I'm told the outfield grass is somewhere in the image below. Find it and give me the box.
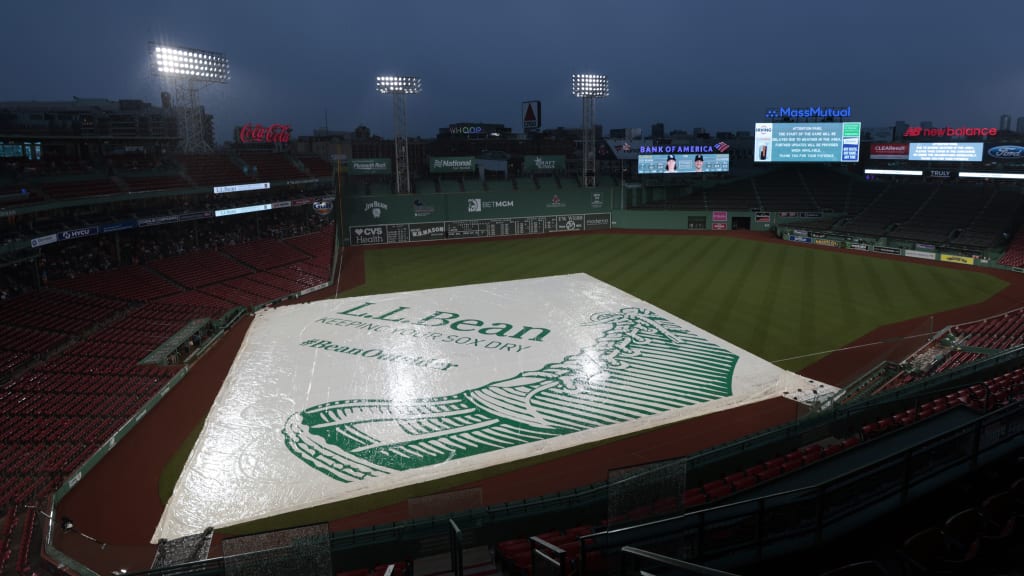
[343,233,1007,372]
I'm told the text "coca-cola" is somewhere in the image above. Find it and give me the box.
[239,123,292,144]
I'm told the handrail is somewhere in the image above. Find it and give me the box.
[619,546,741,576]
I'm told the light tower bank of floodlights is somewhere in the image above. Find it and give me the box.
[376,76,422,195]
[151,43,230,154]
[571,73,609,188]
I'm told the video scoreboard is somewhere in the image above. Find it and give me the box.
[754,122,862,163]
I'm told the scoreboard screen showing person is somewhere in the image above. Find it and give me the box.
[754,122,861,163]
[637,153,730,174]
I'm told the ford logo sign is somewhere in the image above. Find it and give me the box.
[988,145,1024,159]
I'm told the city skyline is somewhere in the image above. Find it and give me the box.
[4,0,1023,142]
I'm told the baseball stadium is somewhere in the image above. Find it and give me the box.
[4,52,1024,576]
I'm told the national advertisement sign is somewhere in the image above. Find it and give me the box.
[349,158,393,175]
[712,211,728,222]
[429,156,476,174]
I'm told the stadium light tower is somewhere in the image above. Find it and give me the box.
[571,73,609,188]
[150,42,230,154]
[376,75,422,195]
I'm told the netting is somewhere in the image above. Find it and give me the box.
[221,524,331,576]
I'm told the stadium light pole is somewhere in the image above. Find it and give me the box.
[376,76,422,195]
[150,43,230,153]
[571,74,609,188]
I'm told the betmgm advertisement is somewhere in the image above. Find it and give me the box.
[637,153,729,174]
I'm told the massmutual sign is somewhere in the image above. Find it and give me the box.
[764,106,852,120]
[429,156,475,174]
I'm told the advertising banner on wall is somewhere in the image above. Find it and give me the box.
[869,143,909,160]
[522,155,566,173]
[349,158,393,175]
[940,254,975,266]
[429,157,476,173]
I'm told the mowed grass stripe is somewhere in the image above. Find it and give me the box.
[659,237,736,326]
[746,241,791,360]
[708,240,766,334]
[798,247,819,347]
[627,235,706,306]
[855,253,897,316]
[829,248,857,332]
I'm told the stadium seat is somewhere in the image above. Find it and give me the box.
[757,466,783,482]
[724,471,746,485]
[980,492,1017,557]
[942,508,983,560]
[901,526,956,575]
[841,436,861,449]
[682,488,707,507]
[704,483,733,501]
[732,475,758,491]
[744,463,766,476]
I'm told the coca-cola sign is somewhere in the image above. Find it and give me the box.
[239,123,291,144]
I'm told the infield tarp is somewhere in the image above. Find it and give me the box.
[153,273,833,542]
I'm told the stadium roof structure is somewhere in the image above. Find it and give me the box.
[154,273,835,542]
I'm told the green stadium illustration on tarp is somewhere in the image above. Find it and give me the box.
[153,274,837,543]
[283,308,739,481]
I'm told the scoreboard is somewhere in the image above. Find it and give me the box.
[349,213,612,245]
[754,122,862,163]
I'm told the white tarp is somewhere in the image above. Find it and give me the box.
[153,273,834,542]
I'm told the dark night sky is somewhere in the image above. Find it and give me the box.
[5,0,1022,141]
